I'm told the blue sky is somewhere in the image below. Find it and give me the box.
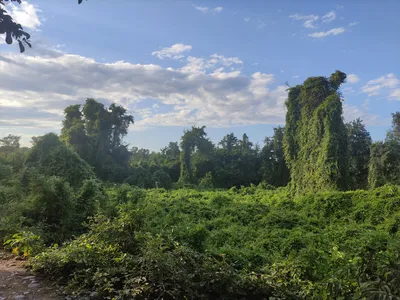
[0,0,399,150]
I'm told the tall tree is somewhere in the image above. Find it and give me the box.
[0,134,20,149]
[259,127,290,187]
[219,133,239,154]
[179,126,213,184]
[283,71,348,195]
[61,98,134,181]
[368,111,400,188]
[346,119,372,190]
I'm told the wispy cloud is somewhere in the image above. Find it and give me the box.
[308,27,345,38]
[322,11,336,23]
[257,20,266,29]
[152,44,192,60]
[244,17,250,22]
[348,21,359,27]
[289,13,319,29]
[194,5,223,14]
[390,89,400,100]
[347,74,360,84]
[343,104,379,125]
[361,74,400,98]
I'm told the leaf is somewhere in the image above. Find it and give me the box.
[18,41,25,53]
[5,32,12,45]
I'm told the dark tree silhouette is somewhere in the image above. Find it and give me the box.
[0,0,85,52]
[0,0,31,52]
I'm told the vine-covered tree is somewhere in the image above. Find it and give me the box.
[283,71,348,194]
[346,119,371,190]
[61,98,134,182]
[179,126,214,184]
[24,133,94,188]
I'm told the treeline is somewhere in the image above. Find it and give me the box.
[1,103,399,193]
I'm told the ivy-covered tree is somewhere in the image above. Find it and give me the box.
[61,98,134,182]
[24,133,94,189]
[179,126,214,184]
[346,118,371,190]
[283,71,348,195]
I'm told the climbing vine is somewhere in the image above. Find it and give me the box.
[179,126,214,184]
[283,71,348,195]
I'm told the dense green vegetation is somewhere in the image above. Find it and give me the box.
[1,71,400,299]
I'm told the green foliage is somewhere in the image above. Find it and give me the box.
[369,112,400,188]
[283,71,348,195]
[347,118,372,190]
[259,126,290,187]
[179,126,214,184]
[4,231,44,257]
[24,133,94,188]
[61,98,134,182]
[23,175,77,243]
[152,169,172,189]
[25,185,400,298]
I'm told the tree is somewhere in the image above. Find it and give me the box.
[213,133,260,188]
[179,126,214,184]
[61,98,134,181]
[24,133,95,188]
[346,119,371,190]
[368,111,400,188]
[219,133,239,154]
[0,134,20,148]
[283,71,348,195]
[0,134,21,158]
[259,127,290,187]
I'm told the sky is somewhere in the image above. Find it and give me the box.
[0,0,399,150]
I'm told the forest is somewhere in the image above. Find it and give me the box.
[1,71,400,299]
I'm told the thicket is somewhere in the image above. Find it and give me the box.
[1,72,400,299]
[23,185,400,299]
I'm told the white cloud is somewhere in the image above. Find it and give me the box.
[5,1,41,30]
[244,17,250,22]
[348,21,359,27]
[194,5,223,14]
[343,104,379,125]
[322,11,336,23]
[342,87,355,93]
[289,13,319,29]
[257,20,266,29]
[152,44,192,60]
[347,74,360,84]
[209,53,243,66]
[308,27,345,38]
[361,74,400,97]
[390,89,400,100]
[0,45,288,139]
[293,75,300,78]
